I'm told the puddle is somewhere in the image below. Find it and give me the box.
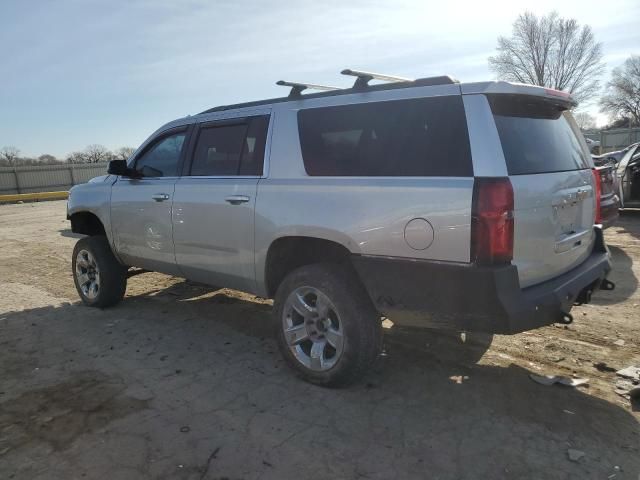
[0,370,150,454]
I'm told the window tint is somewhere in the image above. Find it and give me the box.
[297,96,472,177]
[135,132,186,177]
[190,116,269,176]
[239,116,269,175]
[191,124,247,176]
[489,95,591,175]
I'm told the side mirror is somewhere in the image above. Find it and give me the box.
[108,159,141,178]
[107,159,130,176]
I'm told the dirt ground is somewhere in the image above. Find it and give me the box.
[1,200,639,480]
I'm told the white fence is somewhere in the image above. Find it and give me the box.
[0,163,108,195]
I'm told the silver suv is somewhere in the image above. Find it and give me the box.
[67,70,614,387]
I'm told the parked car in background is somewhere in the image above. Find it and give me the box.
[593,164,620,227]
[585,137,600,154]
[616,142,640,209]
[593,142,639,166]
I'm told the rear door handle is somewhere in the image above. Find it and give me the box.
[225,195,250,205]
[151,193,170,202]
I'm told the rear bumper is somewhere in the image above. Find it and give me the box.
[352,228,613,334]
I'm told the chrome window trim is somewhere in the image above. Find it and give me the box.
[177,175,262,180]
[115,176,180,181]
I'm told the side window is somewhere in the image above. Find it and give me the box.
[239,116,269,175]
[297,96,472,177]
[190,116,269,176]
[135,132,186,177]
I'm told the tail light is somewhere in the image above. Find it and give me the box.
[471,177,514,265]
[592,168,602,224]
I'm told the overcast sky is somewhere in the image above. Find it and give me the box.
[1,0,638,158]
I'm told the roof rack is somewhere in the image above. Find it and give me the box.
[341,68,413,89]
[200,73,459,114]
[276,80,340,98]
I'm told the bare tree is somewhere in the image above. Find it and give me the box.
[83,144,111,163]
[0,146,21,166]
[600,55,640,127]
[66,151,88,164]
[603,117,633,130]
[488,12,604,104]
[16,157,39,166]
[574,111,597,131]
[38,154,61,164]
[114,147,135,161]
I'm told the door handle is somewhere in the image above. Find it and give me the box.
[225,195,250,205]
[151,193,170,202]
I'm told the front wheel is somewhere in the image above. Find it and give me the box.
[72,236,127,308]
[274,263,382,387]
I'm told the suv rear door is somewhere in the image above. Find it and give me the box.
[172,113,270,292]
[488,94,596,288]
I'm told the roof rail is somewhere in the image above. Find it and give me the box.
[341,68,413,89]
[276,80,340,98]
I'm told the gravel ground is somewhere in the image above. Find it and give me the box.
[0,200,639,480]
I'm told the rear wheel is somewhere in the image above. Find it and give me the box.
[72,236,127,308]
[274,263,382,387]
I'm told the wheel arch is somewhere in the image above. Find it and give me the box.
[70,211,107,236]
[262,236,361,299]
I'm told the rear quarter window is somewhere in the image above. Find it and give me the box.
[489,95,591,175]
[297,96,472,177]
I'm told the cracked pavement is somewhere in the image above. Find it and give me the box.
[1,201,639,479]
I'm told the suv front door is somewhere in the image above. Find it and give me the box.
[172,113,270,292]
[110,127,189,275]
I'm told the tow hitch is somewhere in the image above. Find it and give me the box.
[574,277,615,306]
[559,312,574,324]
[600,279,615,291]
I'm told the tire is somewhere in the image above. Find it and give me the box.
[274,263,383,387]
[72,235,127,308]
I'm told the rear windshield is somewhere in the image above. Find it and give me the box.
[489,95,591,175]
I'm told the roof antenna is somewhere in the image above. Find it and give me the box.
[276,80,340,98]
[341,69,413,89]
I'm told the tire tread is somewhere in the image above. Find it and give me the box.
[274,263,382,387]
[72,236,127,308]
